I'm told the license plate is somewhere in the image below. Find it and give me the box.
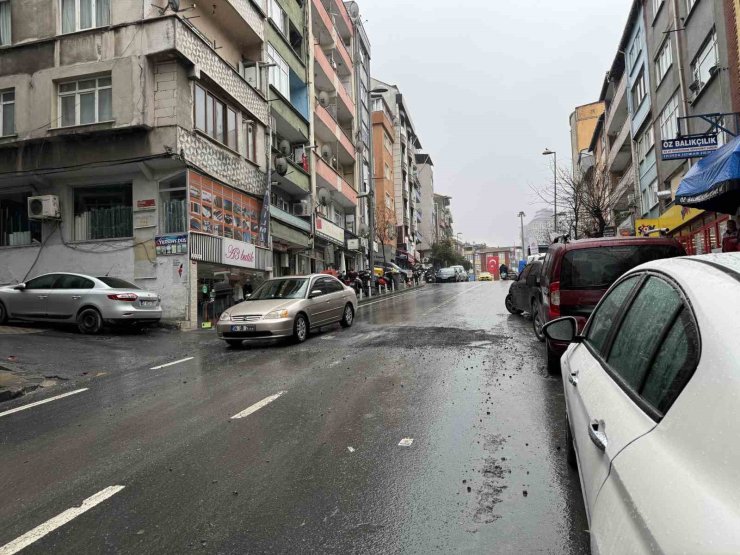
[231,325,256,332]
[141,300,157,307]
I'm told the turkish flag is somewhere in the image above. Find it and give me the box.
[487,256,499,276]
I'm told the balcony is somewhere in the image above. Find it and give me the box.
[608,118,632,173]
[223,0,265,41]
[314,103,355,165]
[270,205,312,233]
[316,157,357,207]
[605,75,628,137]
[313,44,355,121]
[311,0,352,75]
[611,171,635,210]
[402,188,409,200]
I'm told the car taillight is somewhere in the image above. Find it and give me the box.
[549,281,561,318]
[107,293,138,301]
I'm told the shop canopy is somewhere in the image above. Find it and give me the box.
[676,134,740,214]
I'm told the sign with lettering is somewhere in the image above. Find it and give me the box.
[222,237,256,268]
[661,134,718,160]
[347,238,360,250]
[316,216,345,245]
[155,234,188,255]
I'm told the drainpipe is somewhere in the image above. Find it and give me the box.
[307,0,318,272]
[671,0,690,133]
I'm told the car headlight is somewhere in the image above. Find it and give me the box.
[264,309,289,319]
[219,311,232,321]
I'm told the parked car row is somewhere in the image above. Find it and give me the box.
[435,266,467,282]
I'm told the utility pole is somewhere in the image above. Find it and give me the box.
[518,211,526,260]
[542,149,557,232]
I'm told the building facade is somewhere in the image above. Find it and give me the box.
[371,94,396,263]
[569,101,605,171]
[433,193,453,242]
[0,1,271,328]
[414,152,435,261]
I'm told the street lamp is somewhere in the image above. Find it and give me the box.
[542,149,557,232]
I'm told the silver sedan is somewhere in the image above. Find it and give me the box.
[217,274,357,346]
[0,273,162,333]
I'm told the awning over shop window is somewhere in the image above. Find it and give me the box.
[676,135,740,214]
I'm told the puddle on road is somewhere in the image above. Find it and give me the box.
[360,327,508,349]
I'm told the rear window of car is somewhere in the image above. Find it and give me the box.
[97,277,141,289]
[560,245,683,290]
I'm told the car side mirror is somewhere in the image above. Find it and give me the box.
[543,317,580,343]
[309,289,323,299]
[13,283,26,290]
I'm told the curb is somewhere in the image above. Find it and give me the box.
[357,284,425,306]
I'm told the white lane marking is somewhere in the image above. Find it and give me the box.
[321,335,336,340]
[0,388,89,419]
[398,438,414,447]
[347,446,355,453]
[149,357,194,370]
[231,391,286,420]
[0,485,125,555]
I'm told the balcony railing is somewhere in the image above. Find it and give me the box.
[316,157,358,206]
[313,44,355,115]
[315,104,355,158]
[270,205,311,233]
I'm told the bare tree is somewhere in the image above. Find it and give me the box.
[374,204,396,266]
[530,165,586,239]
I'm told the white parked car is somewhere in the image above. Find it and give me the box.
[543,252,740,553]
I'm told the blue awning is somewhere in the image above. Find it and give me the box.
[676,134,740,214]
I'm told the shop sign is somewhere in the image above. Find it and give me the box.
[223,237,256,268]
[137,199,156,209]
[603,226,617,237]
[316,216,345,245]
[347,238,360,250]
[661,135,718,160]
[155,233,188,255]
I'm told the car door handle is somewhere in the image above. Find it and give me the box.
[37,295,48,299]
[568,370,579,386]
[71,295,81,300]
[588,421,608,452]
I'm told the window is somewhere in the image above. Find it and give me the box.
[73,184,132,240]
[268,0,288,36]
[632,70,647,109]
[655,39,672,83]
[0,89,14,136]
[159,174,187,234]
[608,277,683,388]
[53,275,94,289]
[628,27,642,68]
[267,45,290,98]
[686,0,697,13]
[637,124,655,161]
[383,132,392,153]
[526,262,542,286]
[385,192,391,208]
[324,278,344,293]
[241,121,256,162]
[691,30,718,91]
[25,274,60,289]
[97,276,140,289]
[194,84,238,151]
[61,0,110,34]
[58,75,112,127]
[0,191,41,247]
[384,163,391,180]
[648,178,659,208]
[0,0,10,46]
[585,276,640,355]
[659,93,679,140]
[652,0,664,17]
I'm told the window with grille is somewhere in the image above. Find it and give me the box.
[73,184,132,241]
[691,29,718,92]
[0,192,41,247]
[159,174,187,234]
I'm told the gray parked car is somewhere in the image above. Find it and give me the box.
[217,274,357,346]
[0,273,162,333]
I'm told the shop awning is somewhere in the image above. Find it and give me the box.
[676,135,740,214]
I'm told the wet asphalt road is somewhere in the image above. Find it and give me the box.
[0,282,590,554]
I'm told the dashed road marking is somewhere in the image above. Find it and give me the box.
[231,391,286,420]
[398,438,414,447]
[149,357,194,370]
[0,389,89,419]
[347,446,355,453]
[0,485,125,555]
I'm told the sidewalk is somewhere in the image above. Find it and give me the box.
[357,282,425,306]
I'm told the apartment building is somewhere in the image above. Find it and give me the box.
[371,78,423,266]
[569,101,605,171]
[371,94,396,263]
[0,0,270,328]
[433,193,453,242]
[309,0,357,272]
[414,152,435,261]
[264,0,313,276]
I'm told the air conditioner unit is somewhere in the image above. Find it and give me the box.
[293,202,311,217]
[28,195,60,220]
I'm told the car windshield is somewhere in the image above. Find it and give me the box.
[561,245,684,290]
[97,277,141,289]
[248,278,309,300]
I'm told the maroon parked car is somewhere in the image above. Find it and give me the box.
[535,236,686,374]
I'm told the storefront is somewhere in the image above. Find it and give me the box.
[187,171,271,328]
[635,204,729,254]
[315,216,345,272]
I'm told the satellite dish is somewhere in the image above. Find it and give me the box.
[278,139,291,156]
[320,144,333,160]
[317,188,331,205]
[346,1,360,22]
[274,156,289,176]
[167,0,181,11]
[358,222,369,235]
[318,91,331,107]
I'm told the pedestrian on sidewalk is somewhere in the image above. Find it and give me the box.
[722,220,739,252]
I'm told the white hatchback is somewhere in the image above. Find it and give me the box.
[543,252,740,554]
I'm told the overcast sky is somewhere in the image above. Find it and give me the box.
[360,0,630,246]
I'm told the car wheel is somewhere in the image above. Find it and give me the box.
[505,294,522,315]
[225,339,242,348]
[546,341,561,375]
[77,308,103,334]
[532,302,546,342]
[293,313,309,343]
[566,416,577,469]
[0,301,7,325]
[340,304,354,328]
